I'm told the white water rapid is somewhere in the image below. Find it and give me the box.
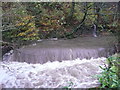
[0,57,107,88]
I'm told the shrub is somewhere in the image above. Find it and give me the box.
[97,54,120,88]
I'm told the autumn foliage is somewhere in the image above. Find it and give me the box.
[2,2,119,43]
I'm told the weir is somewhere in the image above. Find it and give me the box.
[13,35,117,64]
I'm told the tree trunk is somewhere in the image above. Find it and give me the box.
[93,3,100,37]
[69,2,75,23]
[118,1,120,43]
[65,2,75,25]
[117,1,120,80]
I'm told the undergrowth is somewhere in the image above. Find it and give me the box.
[97,54,120,88]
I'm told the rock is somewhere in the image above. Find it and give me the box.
[32,43,37,46]
[50,38,58,41]
[37,39,43,42]
[2,50,13,61]
[2,45,13,56]
[10,50,13,54]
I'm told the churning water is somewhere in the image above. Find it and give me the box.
[0,57,106,88]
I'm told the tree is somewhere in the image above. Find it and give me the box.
[61,2,89,38]
[2,2,119,42]
[65,1,75,25]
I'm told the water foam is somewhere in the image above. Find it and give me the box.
[0,57,106,88]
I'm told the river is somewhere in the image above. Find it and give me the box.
[0,57,106,88]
